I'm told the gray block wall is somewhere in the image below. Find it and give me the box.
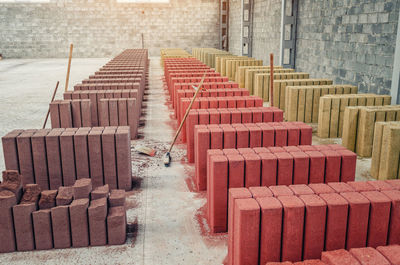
[0,0,220,58]
[252,0,281,65]
[228,0,242,55]
[296,0,399,94]
[228,0,399,95]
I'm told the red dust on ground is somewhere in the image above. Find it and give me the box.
[194,204,227,248]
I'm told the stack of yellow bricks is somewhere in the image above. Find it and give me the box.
[286,85,358,124]
[254,72,309,102]
[371,121,400,180]
[318,94,391,138]
[273,79,334,111]
[160,48,193,66]
[242,67,291,94]
[192,48,231,68]
[218,56,262,81]
[342,105,400,157]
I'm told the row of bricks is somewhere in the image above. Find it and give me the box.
[87,74,146,92]
[74,82,140,91]
[179,96,263,128]
[63,89,140,127]
[0,184,126,253]
[266,246,400,265]
[50,99,92,128]
[195,122,313,191]
[175,88,249,120]
[164,64,207,70]
[2,127,132,190]
[165,69,215,88]
[51,98,139,139]
[371,121,400,180]
[285,85,359,124]
[207,145,357,233]
[229,183,400,264]
[82,78,143,84]
[99,65,145,69]
[167,72,221,91]
[95,70,145,75]
[342,105,400,157]
[169,76,228,100]
[93,72,144,77]
[172,83,241,112]
[186,107,284,162]
[98,98,139,139]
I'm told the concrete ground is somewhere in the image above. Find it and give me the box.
[0,57,371,265]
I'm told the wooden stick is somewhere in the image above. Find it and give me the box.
[65,43,73,92]
[168,73,207,153]
[42,81,60,129]
[270,53,274,106]
[141,33,144,49]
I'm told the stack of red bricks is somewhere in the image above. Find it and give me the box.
[0,171,127,253]
[228,180,400,264]
[186,107,284,162]
[2,127,131,191]
[195,122,316,191]
[266,245,400,265]
[50,49,148,139]
[207,144,357,234]
[162,57,399,265]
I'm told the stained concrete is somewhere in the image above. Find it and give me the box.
[0,57,371,264]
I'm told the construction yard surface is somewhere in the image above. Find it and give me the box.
[0,57,372,265]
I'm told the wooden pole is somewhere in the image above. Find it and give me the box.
[270,53,274,106]
[168,73,207,153]
[65,43,73,92]
[42,81,60,129]
[141,33,144,49]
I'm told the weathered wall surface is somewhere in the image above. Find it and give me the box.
[229,0,399,94]
[252,0,281,65]
[296,0,399,94]
[228,0,242,55]
[0,0,220,58]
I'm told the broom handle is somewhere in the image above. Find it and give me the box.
[168,73,207,153]
[65,44,73,92]
[270,53,274,106]
[42,81,60,129]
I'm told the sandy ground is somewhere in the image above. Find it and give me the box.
[0,57,371,265]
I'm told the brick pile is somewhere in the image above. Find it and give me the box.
[265,245,400,265]
[228,181,400,264]
[318,94,391,138]
[2,127,132,191]
[0,172,127,253]
[50,49,148,139]
[207,145,356,233]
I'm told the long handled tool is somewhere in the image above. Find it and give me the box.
[65,43,73,92]
[270,53,274,106]
[164,73,207,166]
[42,81,60,129]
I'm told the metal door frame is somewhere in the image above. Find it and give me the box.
[242,0,254,56]
[280,0,298,68]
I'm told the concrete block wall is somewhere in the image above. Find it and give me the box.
[296,0,399,95]
[228,0,399,95]
[0,0,220,58]
[228,0,242,56]
[252,0,281,65]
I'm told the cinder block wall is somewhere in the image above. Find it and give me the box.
[252,0,281,65]
[228,0,242,56]
[0,0,220,58]
[296,0,399,94]
[228,0,399,94]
